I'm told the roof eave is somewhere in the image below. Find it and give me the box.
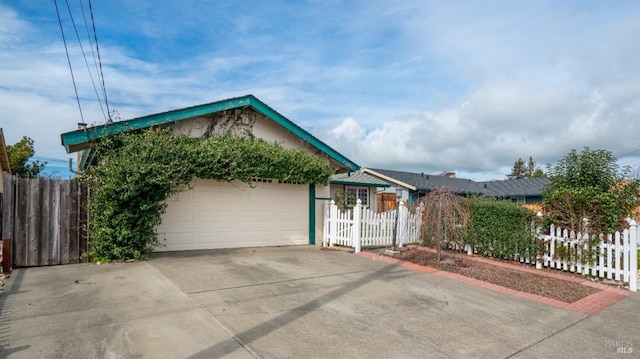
[362,168,417,191]
[330,180,391,187]
[61,96,254,153]
[60,94,360,172]
[0,128,12,174]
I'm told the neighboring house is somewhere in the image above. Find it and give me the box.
[329,171,391,212]
[479,177,549,213]
[60,94,360,251]
[0,128,12,192]
[362,168,549,207]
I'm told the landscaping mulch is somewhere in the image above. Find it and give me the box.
[388,248,601,303]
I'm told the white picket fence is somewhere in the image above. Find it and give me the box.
[323,199,422,253]
[537,222,637,292]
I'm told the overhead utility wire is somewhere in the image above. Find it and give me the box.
[79,0,103,102]
[65,0,107,122]
[54,0,85,124]
[88,0,112,122]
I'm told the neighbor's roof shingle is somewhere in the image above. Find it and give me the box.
[479,177,550,197]
[367,168,485,194]
[365,168,549,197]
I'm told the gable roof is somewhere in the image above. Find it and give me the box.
[364,167,549,197]
[60,94,359,172]
[330,171,391,187]
[0,128,12,174]
[365,168,484,194]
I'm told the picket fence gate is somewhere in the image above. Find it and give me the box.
[538,223,637,292]
[323,199,422,252]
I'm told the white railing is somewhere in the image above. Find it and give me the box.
[323,199,423,252]
[538,222,637,292]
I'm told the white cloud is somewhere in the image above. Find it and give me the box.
[2,1,640,180]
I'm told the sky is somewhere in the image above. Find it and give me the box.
[1,0,640,180]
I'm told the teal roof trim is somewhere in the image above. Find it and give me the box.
[61,96,252,153]
[331,180,390,187]
[247,96,360,172]
[60,94,360,172]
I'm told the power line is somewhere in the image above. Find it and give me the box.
[88,0,112,122]
[79,0,105,110]
[64,0,107,122]
[54,0,85,124]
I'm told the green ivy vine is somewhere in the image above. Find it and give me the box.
[83,128,334,262]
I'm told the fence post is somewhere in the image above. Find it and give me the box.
[353,199,362,253]
[323,200,330,247]
[329,200,337,247]
[397,201,407,247]
[629,220,637,292]
[2,238,10,275]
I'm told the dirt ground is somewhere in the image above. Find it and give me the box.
[385,248,602,303]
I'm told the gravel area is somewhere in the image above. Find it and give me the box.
[389,248,601,303]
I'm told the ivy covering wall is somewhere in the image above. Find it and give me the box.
[84,128,334,261]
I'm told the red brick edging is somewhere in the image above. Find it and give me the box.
[356,248,632,316]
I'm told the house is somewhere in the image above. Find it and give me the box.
[0,128,12,192]
[478,177,548,212]
[60,94,360,251]
[362,168,549,208]
[329,171,391,212]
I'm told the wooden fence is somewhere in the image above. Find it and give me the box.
[1,173,90,267]
[323,199,422,252]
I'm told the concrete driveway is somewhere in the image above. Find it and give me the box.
[1,246,638,358]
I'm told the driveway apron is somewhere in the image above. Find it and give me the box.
[1,245,637,358]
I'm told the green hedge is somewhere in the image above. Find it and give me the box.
[469,197,539,261]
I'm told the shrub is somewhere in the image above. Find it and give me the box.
[469,197,538,261]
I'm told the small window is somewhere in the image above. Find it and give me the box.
[347,187,368,206]
[511,197,526,205]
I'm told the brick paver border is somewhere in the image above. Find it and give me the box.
[356,247,632,316]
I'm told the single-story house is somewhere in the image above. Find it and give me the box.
[60,94,360,251]
[362,168,549,207]
[329,171,391,212]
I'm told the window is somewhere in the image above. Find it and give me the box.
[347,187,368,206]
[511,197,526,205]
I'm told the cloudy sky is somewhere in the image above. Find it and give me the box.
[2,1,640,180]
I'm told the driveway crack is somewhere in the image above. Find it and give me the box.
[184,268,380,295]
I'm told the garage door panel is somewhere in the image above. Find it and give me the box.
[159,232,195,251]
[162,210,194,224]
[196,210,237,222]
[155,179,308,251]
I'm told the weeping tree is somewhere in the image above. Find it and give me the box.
[420,186,473,261]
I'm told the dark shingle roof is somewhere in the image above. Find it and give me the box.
[366,168,549,197]
[479,177,550,197]
[368,168,485,194]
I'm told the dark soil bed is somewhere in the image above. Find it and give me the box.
[388,248,601,303]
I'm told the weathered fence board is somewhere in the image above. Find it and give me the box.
[1,173,90,267]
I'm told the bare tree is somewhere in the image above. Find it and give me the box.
[420,186,473,261]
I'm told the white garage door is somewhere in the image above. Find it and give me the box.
[155,179,309,251]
